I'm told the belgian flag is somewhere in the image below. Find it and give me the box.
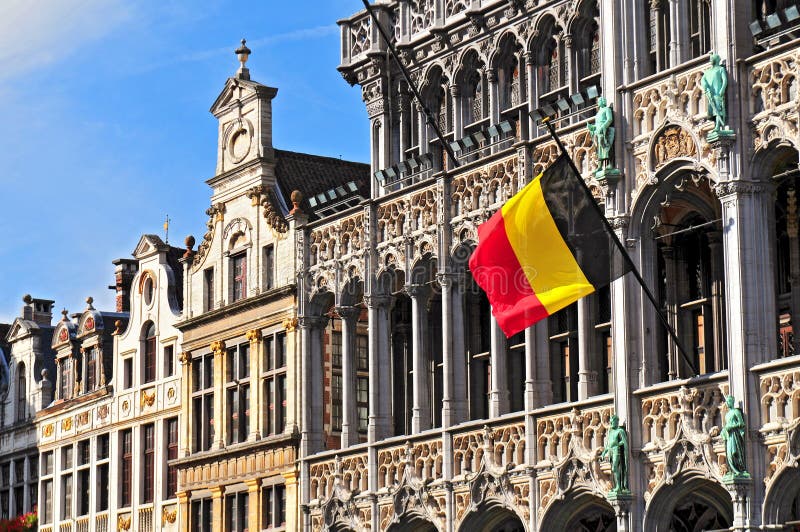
[469,155,629,337]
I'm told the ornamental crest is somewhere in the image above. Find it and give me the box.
[651,125,697,169]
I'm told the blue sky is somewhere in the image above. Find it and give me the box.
[0,0,369,322]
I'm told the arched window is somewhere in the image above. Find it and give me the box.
[16,363,26,421]
[689,0,712,58]
[144,322,157,383]
[772,151,799,358]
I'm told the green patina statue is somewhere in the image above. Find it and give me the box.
[587,96,615,173]
[701,53,729,132]
[601,414,630,495]
[721,395,750,480]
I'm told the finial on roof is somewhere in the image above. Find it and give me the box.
[290,190,304,216]
[235,38,251,80]
[61,309,69,320]
[86,297,94,310]
[22,294,32,304]
[184,235,196,259]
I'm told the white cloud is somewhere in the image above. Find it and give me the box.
[0,0,131,83]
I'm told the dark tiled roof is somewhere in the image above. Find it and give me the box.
[273,150,370,217]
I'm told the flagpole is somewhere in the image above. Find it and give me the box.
[359,0,460,169]
[541,117,700,377]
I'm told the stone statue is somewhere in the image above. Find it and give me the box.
[721,395,750,479]
[601,414,630,494]
[701,53,729,132]
[588,96,615,172]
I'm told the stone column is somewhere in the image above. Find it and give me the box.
[283,469,299,532]
[399,89,409,158]
[407,284,432,433]
[487,68,499,126]
[211,340,226,450]
[609,494,634,532]
[176,491,189,532]
[299,316,327,456]
[577,297,597,400]
[337,306,360,447]
[246,479,260,532]
[489,315,509,417]
[439,273,455,428]
[661,246,679,379]
[366,295,393,442]
[524,52,537,138]
[724,478,754,532]
[283,317,299,435]
[563,34,575,95]
[179,351,192,456]
[246,329,262,440]
[787,188,800,356]
[451,275,468,423]
[450,85,463,142]
[210,486,224,531]
[707,231,725,371]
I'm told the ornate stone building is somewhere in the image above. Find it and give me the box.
[0,296,55,521]
[298,0,800,530]
[36,236,184,532]
[174,47,370,532]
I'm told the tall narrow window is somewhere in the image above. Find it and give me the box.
[331,332,343,432]
[191,498,213,532]
[85,348,97,392]
[226,343,251,444]
[231,252,247,302]
[143,424,155,503]
[164,344,175,377]
[648,0,671,73]
[262,332,288,436]
[16,363,26,422]
[595,286,613,394]
[204,268,215,312]
[225,492,249,532]
[689,0,712,58]
[120,429,132,507]
[60,447,73,520]
[144,322,157,383]
[261,484,286,529]
[263,245,275,291]
[96,434,109,512]
[76,440,90,516]
[192,354,215,451]
[59,356,73,401]
[166,417,178,499]
[40,452,53,524]
[549,304,578,403]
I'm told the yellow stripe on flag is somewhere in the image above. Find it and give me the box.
[501,175,595,315]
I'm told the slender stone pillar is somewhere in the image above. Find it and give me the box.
[246,329,262,440]
[487,68,499,126]
[451,275,468,423]
[366,295,393,442]
[283,317,299,435]
[246,479,260,532]
[210,486,224,531]
[179,351,192,456]
[337,306,360,447]
[577,297,597,400]
[489,315,509,417]
[407,284,432,433]
[299,316,327,457]
[210,340,226,450]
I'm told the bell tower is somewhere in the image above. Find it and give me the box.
[208,39,279,199]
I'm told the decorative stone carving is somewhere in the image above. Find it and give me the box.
[652,125,697,168]
[193,203,225,267]
[140,389,156,409]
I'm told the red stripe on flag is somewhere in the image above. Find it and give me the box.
[469,210,550,337]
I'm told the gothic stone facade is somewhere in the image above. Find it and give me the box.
[299,1,800,531]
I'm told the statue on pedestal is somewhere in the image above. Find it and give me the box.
[588,96,616,175]
[721,395,750,480]
[701,53,731,136]
[601,414,630,495]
